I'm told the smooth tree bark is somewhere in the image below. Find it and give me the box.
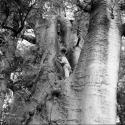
[72,43,82,68]
[73,0,122,124]
[57,16,72,49]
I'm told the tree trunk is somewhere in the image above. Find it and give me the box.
[26,15,70,124]
[73,0,121,124]
[57,16,72,49]
[63,76,81,125]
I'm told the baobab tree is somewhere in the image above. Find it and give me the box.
[0,0,124,124]
[72,0,122,124]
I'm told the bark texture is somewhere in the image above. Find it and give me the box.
[73,0,121,124]
[27,15,73,124]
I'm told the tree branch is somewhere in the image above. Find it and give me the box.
[21,35,36,44]
[16,4,34,36]
[76,0,91,13]
[2,25,17,34]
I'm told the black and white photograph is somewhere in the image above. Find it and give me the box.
[0,0,124,124]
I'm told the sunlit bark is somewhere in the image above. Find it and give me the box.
[73,0,121,124]
[57,16,72,49]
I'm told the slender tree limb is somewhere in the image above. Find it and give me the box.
[1,25,17,33]
[21,35,36,44]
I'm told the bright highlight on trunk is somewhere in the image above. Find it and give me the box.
[73,0,122,124]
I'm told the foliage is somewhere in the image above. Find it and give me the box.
[0,0,35,36]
